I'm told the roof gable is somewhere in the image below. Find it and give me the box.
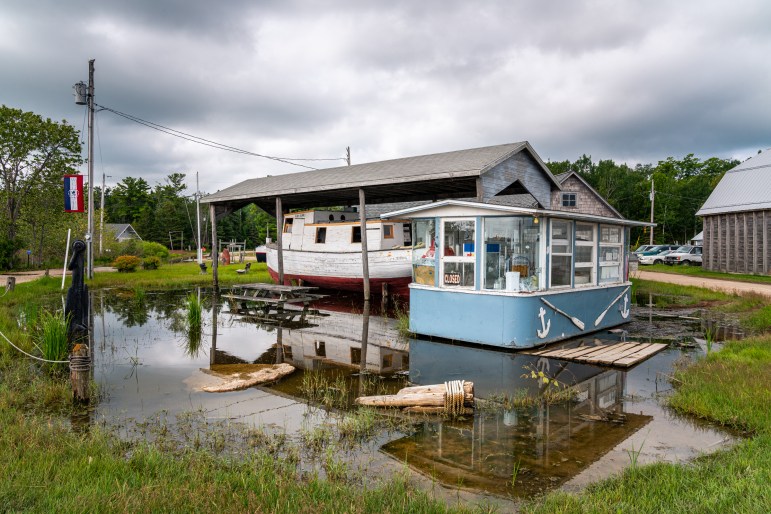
[552,171,622,218]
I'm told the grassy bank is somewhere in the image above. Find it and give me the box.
[642,263,771,285]
[523,336,771,513]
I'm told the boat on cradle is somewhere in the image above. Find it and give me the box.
[267,209,413,295]
[381,180,649,350]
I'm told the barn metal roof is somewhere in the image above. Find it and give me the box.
[201,141,559,215]
[697,149,771,216]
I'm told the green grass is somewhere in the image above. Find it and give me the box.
[643,263,771,284]
[34,309,69,365]
[89,260,272,289]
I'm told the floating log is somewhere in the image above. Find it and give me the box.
[403,406,474,415]
[355,380,474,415]
[201,363,295,392]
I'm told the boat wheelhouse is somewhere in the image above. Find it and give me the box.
[266,209,413,295]
[382,200,648,349]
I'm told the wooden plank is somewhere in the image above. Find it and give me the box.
[581,343,651,364]
[544,344,619,359]
[559,342,638,360]
[612,343,668,367]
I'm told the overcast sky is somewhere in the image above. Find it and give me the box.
[2,0,770,196]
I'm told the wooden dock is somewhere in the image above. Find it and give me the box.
[524,341,668,367]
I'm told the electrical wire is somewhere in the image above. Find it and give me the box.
[96,104,347,170]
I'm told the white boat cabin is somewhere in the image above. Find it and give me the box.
[281,209,412,252]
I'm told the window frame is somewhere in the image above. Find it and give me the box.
[441,218,476,289]
[351,226,361,243]
[549,219,573,289]
[599,224,623,284]
[562,192,577,208]
[315,227,327,244]
[574,222,596,286]
[383,224,394,239]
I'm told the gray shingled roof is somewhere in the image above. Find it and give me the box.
[200,142,558,215]
[697,150,771,216]
[364,194,538,218]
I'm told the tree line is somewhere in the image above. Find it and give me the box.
[0,104,741,270]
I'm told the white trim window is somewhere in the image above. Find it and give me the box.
[574,222,596,286]
[550,219,573,288]
[442,219,475,288]
[562,192,577,207]
[599,225,623,283]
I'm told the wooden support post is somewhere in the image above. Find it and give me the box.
[70,344,90,403]
[359,188,370,301]
[475,176,484,202]
[210,204,219,288]
[276,197,284,285]
[381,282,389,303]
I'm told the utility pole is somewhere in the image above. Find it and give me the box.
[99,172,111,256]
[346,146,351,166]
[87,59,95,279]
[649,179,655,245]
[196,172,203,264]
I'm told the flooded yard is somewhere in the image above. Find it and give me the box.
[87,287,738,501]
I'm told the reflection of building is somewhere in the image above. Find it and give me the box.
[382,339,652,497]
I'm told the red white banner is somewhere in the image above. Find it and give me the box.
[64,175,84,212]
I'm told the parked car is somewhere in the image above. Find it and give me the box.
[633,244,655,255]
[664,245,703,266]
[637,245,681,265]
[639,249,678,265]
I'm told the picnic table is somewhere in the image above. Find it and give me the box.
[222,283,325,325]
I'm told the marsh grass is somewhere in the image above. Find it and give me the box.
[300,370,352,410]
[34,309,69,366]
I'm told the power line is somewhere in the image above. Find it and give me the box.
[96,104,347,170]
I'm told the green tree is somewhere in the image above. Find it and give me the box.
[0,105,81,267]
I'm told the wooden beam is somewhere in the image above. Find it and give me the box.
[276,197,284,285]
[359,188,370,301]
[210,204,218,288]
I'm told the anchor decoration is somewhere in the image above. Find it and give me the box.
[619,294,630,319]
[536,307,551,339]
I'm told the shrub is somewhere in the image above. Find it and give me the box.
[116,239,141,257]
[141,241,170,260]
[113,255,141,272]
[142,256,161,270]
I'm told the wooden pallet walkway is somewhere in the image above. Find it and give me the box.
[524,341,667,367]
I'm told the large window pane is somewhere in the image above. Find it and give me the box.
[443,261,475,288]
[551,255,572,287]
[442,219,476,288]
[483,217,541,290]
[412,219,436,285]
[599,224,622,284]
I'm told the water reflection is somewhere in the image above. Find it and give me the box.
[384,339,651,497]
[89,287,735,500]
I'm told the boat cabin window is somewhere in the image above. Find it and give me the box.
[442,219,475,288]
[383,224,394,239]
[351,226,361,243]
[483,216,540,290]
[411,219,436,285]
[283,218,293,233]
[550,219,573,288]
[599,225,622,283]
[315,227,327,244]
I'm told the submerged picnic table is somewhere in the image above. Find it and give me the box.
[222,283,325,325]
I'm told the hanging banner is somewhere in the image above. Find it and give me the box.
[64,174,84,212]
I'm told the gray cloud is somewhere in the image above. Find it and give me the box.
[1,0,770,195]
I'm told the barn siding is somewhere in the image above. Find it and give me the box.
[702,210,771,275]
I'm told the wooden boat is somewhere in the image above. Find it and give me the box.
[266,209,413,295]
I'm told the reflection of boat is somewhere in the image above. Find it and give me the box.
[382,338,652,497]
[266,209,413,295]
[280,307,408,374]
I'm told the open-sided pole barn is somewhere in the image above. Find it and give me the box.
[200,142,562,297]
